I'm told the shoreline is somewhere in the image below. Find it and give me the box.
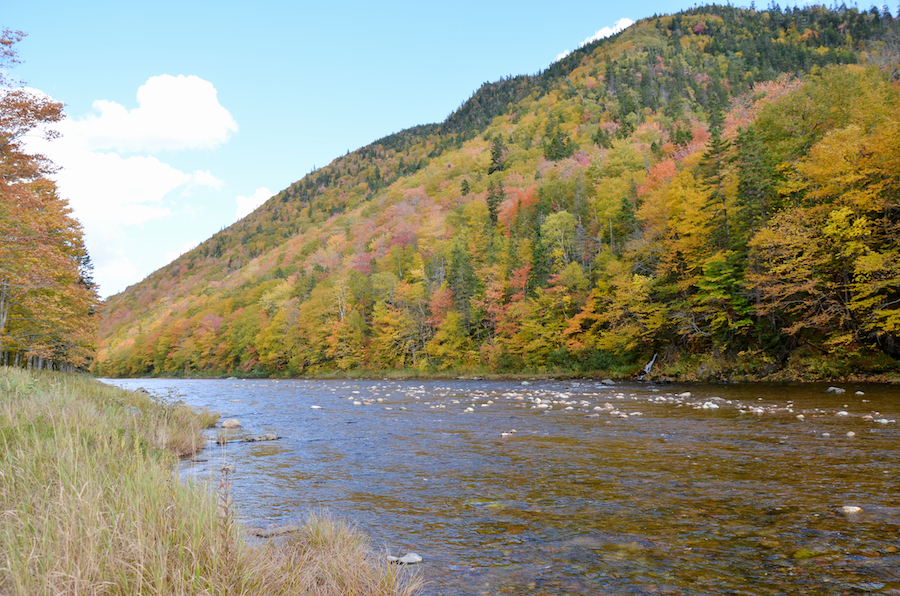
[96,368,900,385]
[0,366,421,596]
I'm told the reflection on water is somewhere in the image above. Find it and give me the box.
[102,378,900,595]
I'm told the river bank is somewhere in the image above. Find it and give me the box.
[93,348,900,385]
[0,367,420,596]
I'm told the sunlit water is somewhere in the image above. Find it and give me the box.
[101,377,900,595]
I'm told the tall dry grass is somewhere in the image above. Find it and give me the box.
[0,367,421,596]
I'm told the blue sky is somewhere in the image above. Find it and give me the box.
[6,0,700,297]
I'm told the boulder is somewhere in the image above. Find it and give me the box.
[825,386,846,394]
[221,419,241,429]
[387,553,423,565]
[134,387,150,395]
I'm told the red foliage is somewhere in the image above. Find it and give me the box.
[350,252,374,275]
[426,285,454,328]
[637,159,678,197]
[498,186,539,235]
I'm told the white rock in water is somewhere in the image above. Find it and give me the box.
[310,405,322,409]
[221,419,241,429]
[836,411,849,416]
[825,386,846,394]
[353,401,362,406]
[796,414,805,420]
[841,505,863,515]
[521,381,530,386]
[387,553,423,565]
[875,418,892,424]
[855,391,865,395]
[702,402,720,409]
[678,392,692,398]
[846,432,856,437]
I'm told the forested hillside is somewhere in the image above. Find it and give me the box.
[97,4,900,380]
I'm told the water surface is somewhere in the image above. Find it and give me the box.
[102,378,900,595]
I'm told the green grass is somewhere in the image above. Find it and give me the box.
[0,367,421,596]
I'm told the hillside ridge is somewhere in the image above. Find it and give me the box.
[97,4,900,381]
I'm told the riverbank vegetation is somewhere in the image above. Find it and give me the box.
[95,5,900,382]
[0,367,421,595]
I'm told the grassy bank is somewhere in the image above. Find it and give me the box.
[0,367,420,596]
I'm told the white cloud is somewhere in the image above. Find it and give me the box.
[555,18,635,62]
[96,257,139,290]
[188,170,225,192]
[20,76,237,297]
[236,187,274,221]
[164,240,201,264]
[63,74,238,153]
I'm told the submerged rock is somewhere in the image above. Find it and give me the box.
[825,387,846,394]
[251,525,300,538]
[243,433,278,442]
[221,419,241,428]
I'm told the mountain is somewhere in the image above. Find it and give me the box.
[95,4,900,381]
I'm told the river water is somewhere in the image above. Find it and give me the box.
[101,378,900,595]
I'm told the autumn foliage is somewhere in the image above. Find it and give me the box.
[0,30,100,370]
[96,5,900,380]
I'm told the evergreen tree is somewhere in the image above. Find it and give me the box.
[486,178,503,226]
[698,96,733,248]
[732,127,778,242]
[448,243,477,328]
[488,135,506,174]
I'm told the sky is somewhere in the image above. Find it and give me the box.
[5,0,711,298]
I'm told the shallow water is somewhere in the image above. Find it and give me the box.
[102,378,900,595]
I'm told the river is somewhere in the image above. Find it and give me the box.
[101,377,900,595]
